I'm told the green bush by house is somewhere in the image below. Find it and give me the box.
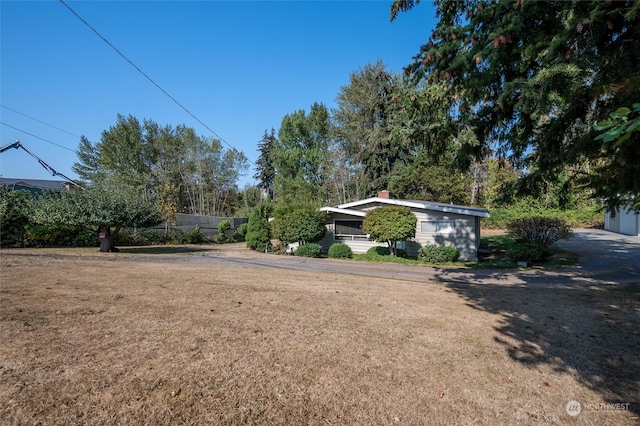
[418,244,460,264]
[328,243,353,259]
[294,243,323,258]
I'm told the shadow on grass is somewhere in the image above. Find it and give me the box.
[117,246,215,255]
[441,276,640,417]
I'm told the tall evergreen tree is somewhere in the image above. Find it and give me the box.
[254,128,276,194]
[333,61,405,194]
[391,0,640,211]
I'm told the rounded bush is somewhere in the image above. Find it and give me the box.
[506,242,550,264]
[328,243,353,259]
[418,244,460,264]
[365,245,406,257]
[294,243,323,258]
[246,209,271,251]
[367,246,391,256]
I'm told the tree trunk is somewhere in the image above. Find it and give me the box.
[98,226,120,252]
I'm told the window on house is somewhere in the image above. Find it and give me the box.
[420,220,454,234]
[334,220,368,240]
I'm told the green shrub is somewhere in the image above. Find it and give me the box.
[418,244,460,264]
[140,229,169,245]
[246,205,271,251]
[294,243,323,258]
[236,222,248,236]
[506,242,551,264]
[72,228,100,247]
[363,246,407,258]
[482,202,602,229]
[269,240,289,255]
[167,229,186,244]
[232,222,248,242]
[0,190,34,247]
[185,225,205,244]
[216,220,231,242]
[116,229,150,246]
[507,216,573,248]
[328,243,353,259]
[367,246,391,256]
[21,224,97,248]
[271,205,327,245]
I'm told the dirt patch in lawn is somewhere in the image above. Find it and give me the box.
[1,247,638,425]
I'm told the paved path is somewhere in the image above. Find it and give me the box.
[553,228,640,282]
[192,229,640,287]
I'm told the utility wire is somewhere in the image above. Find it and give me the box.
[59,0,255,166]
[1,105,82,139]
[0,122,77,153]
[0,140,83,188]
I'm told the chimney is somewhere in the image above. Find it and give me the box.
[378,190,391,199]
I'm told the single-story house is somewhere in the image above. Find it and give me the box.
[317,191,490,262]
[604,203,639,236]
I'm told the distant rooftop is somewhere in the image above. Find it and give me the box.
[1,177,78,192]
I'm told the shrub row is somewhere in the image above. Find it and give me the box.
[482,203,602,229]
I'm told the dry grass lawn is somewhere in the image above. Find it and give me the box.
[1,246,638,425]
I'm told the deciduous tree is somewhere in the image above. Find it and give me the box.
[273,103,331,204]
[362,206,416,256]
[73,115,248,216]
[31,185,161,252]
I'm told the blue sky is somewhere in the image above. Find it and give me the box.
[1,0,437,187]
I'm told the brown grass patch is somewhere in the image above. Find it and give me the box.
[1,247,638,425]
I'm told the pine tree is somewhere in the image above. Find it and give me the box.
[253,128,276,194]
[391,0,640,210]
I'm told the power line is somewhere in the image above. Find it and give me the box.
[0,122,77,153]
[1,105,81,139]
[59,0,255,166]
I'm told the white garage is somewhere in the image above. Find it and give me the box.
[605,204,640,236]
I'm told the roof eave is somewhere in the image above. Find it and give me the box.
[335,197,489,218]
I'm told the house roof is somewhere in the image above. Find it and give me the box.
[0,178,74,192]
[318,206,368,217]
[325,197,490,218]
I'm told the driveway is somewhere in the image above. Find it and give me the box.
[19,229,634,287]
[167,229,631,287]
[553,228,640,283]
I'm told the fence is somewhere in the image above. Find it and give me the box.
[150,214,248,236]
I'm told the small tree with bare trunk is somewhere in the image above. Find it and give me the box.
[362,206,416,256]
[32,185,161,252]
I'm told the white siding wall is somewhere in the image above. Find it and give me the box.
[605,204,639,236]
[411,210,479,261]
[322,208,481,261]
